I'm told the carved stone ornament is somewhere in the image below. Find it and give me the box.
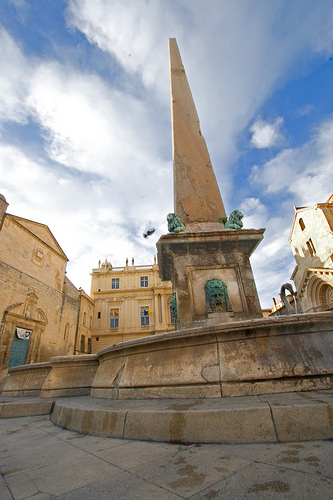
[204,279,233,313]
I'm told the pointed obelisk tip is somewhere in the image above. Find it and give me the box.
[170,40,226,224]
[169,38,183,72]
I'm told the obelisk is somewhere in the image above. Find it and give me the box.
[157,39,264,330]
[169,38,226,225]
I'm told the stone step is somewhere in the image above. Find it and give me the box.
[51,390,333,443]
[2,390,333,443]
[0,397,54,418]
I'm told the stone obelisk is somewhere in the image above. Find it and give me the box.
[157,39,264,330]
[170,38,226,225]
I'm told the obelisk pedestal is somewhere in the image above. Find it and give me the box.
[157,39,265,330]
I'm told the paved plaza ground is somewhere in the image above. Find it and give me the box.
[1,414,333,499]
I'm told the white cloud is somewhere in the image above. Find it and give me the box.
[0,27,175,292]
[240,197,268,228]
[27,61,155,177]
[247,116,333,307]
[250,117,333,205]
[0,29,31,125]
[66,0,333,207]
[1,2,333,306]
[250,117,284,149]
[0,142,172,292]
[66,0,182,96]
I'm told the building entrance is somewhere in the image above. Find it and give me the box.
[8,335,29,369]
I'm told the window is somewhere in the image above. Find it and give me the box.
[83,312,86,325]
[299,218,305,231]
[306,239,316,256]
[87,338,91,354]
[97,312,101,319]
[80,335,85,352]
[110,309,119,328]
[170,306,176,324]
[112,278,119,289]
[141,307,150,326]
[89,316,92,329]
[140,276,148,287]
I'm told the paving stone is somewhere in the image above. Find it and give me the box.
[258,440,333,478]
[131,444,252,498]
[191,461,333,499]
[63,433,133,453]
[53,471,181,500]
[25,453,121,496]
[4,471,39,499]
[94,439,179,470]
[1,434,87,474]
[1,406,333,499]
[0,475,12,500]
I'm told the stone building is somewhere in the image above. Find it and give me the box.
[288,195,333,313]
[266,293,296,317]
[90,257,175,352]
[0,194,92,380]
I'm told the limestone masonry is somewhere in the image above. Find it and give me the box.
[169,38,226,225]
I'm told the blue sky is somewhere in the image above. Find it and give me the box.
[0,0,332,308]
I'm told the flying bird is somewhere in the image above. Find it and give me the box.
[143,228,155,238]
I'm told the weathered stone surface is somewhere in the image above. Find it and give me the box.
[267,397,333,442]
[4,313,333,402]
[90,311,333,399]
[40,354,98,398]
[1,362,51,397]
[222,375,333,397]
[91,328,219,399]
[3,414,333,498]
[51,401,126,438]
[0,398,53,418]
[124,404,275,443]
[157,228,264,329]
[169,38,226,223]
[217,314,333,386]
[49,391,333,443]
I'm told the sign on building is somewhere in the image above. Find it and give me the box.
[16,327,32,340]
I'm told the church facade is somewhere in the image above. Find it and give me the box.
[0,194,93,380]
[289,195,333,313]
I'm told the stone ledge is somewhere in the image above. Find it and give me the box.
[2,391,333,443]
[49,390,333,443]
[0,397,54,418]
[2,362,51,397]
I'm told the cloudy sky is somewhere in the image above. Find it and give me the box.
[1,0,332,308]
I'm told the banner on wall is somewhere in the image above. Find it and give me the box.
[16,327,32,340]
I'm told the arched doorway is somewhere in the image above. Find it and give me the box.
[307,274,333,312]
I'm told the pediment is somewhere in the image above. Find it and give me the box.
[8,215,68,261]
